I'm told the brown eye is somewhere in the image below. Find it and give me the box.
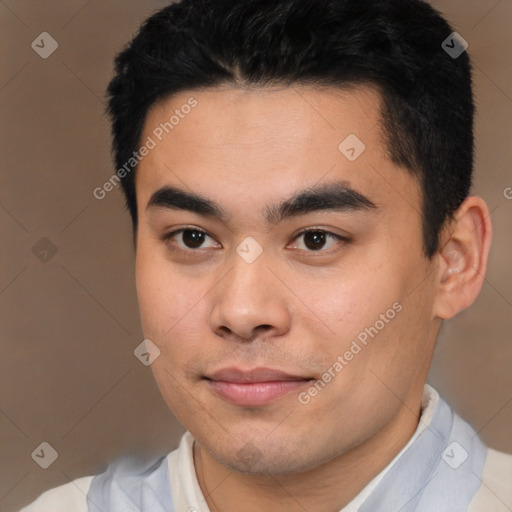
[162,228,220,251]
[303,231,327,250]
[181,229,206,248]
[291,229,347,253]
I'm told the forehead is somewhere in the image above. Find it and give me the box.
[136,85,421,223]
[143,84,384,159]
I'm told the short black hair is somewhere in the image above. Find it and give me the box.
[107,0,474,258]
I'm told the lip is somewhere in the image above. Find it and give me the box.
[204,367,313,406]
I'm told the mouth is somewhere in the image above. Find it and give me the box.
[203,367,314,407]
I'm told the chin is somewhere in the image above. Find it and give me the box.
[199,430,327,476]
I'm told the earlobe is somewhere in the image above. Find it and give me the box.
[433,196,493,319]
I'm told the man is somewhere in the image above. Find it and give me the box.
[21,0,511,510]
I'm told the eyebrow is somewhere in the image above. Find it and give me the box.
[147,185,225,219]
[265,181,378,223]
[146,181,378,224]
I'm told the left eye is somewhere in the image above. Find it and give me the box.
[162,228,219,250]
[291,230,345,252]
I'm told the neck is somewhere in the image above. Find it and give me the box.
[194,386,425,512]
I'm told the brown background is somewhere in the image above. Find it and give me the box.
[1,1,511,510]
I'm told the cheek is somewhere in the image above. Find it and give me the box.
[310,265,418,390]
[307,265,397,338]
[135,253,166,336]
[135,247,213,366]
[135,247,188,340]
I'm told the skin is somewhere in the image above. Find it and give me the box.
[134,85,492,512]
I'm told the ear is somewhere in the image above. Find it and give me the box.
[432,196,493,320]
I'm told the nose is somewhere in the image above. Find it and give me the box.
[209,250,291,342]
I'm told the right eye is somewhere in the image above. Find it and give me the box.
[161,227,221,251]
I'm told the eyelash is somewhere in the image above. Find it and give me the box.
[160,226,349,254]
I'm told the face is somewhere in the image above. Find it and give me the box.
[134,85,440,475]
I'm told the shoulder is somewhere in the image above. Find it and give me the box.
[19,476,94,512]
[468,447,512,511]
[19,453,174,512]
